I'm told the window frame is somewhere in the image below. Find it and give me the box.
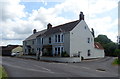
[88,38,90,43]
[88,50,91,56]
[41,38,43,44]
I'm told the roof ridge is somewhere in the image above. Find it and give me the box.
[52,20,79,29]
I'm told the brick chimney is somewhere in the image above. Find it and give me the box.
[79,12,84,20]
[47,23,52,30]
[33,29,37,34]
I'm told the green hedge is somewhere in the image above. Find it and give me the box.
[0,66,8,79]
[112,58,120,65]
[61,51,69,57]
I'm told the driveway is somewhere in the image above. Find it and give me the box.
[1,56,119,78]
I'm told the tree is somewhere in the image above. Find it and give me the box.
[104,42,117,56]
[114,49,120,57]
[95,35,112,45]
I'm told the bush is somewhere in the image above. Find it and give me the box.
[112,58,120,65]
[0,66,8,78]
[114,49,120,57]
[61,51,69,57]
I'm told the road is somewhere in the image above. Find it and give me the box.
[1,56,119,78]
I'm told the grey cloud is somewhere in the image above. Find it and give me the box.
[12,24,33,35]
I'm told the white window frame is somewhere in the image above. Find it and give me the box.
[54,46,64,56]
[41,38,43,44]
[61,33,64,43]
[54,33,64,43]
[55,35,57,43]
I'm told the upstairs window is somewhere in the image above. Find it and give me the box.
[61,34,64,42]
[85,26,87,29]
[55,34,64,43]
[41,38,43,44]
[55,35,57,42]
[58,35,60,42]
[88,38,90,43]
[49,37,51,44]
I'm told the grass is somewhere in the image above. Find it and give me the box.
[0,65,8,79]
[112,58,120,65]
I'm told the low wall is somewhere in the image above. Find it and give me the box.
[40,57,81,63]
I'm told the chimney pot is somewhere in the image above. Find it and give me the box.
[47,23,52,30]
[79,11,84,20]
[33,29,37,34]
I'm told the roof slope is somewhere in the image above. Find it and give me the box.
[24,29,47,41]
[94,42,104,49]
[44,20,80,35]
[25,20,80,41]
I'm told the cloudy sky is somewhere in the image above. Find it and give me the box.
[0,0,119,46]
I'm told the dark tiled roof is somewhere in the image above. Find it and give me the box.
[44,20,80,35]
[25,20,80,41]
[24,29,47,41]
[94,42,104,49]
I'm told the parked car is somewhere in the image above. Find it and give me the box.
[11,51,20,57]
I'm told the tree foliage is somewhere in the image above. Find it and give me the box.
[95,35,112,45]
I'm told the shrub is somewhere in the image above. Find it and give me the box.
[61,51,69,57]
[112,58,120,65]
[113,49,120,57]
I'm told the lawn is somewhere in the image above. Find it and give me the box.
[112,58,120,65]
[0,65,8,79]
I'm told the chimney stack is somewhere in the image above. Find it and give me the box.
[33,29,37,34]
[79,12,84,20]
[47,23,52,30]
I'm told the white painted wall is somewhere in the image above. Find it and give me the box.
[94,48,104,58]
[23,39,36,54]
[70,20,95,59]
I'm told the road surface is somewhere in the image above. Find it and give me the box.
[1,56,119,78]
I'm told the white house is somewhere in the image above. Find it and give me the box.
[23,12,104,62]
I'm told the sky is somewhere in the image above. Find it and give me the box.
[0,0,119,46]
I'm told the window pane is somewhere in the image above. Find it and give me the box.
[55,47,57,56]
[42,38,43,44]
[61,34,64,42]
[55,35,57,42]
[88,38,90,43]
[88,50,90,56]
[61,47,63,53]
[58,47,60,55]
[58,35,60,42]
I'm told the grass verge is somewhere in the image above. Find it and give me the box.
[0,65,8,79]
[112,58,120,65]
